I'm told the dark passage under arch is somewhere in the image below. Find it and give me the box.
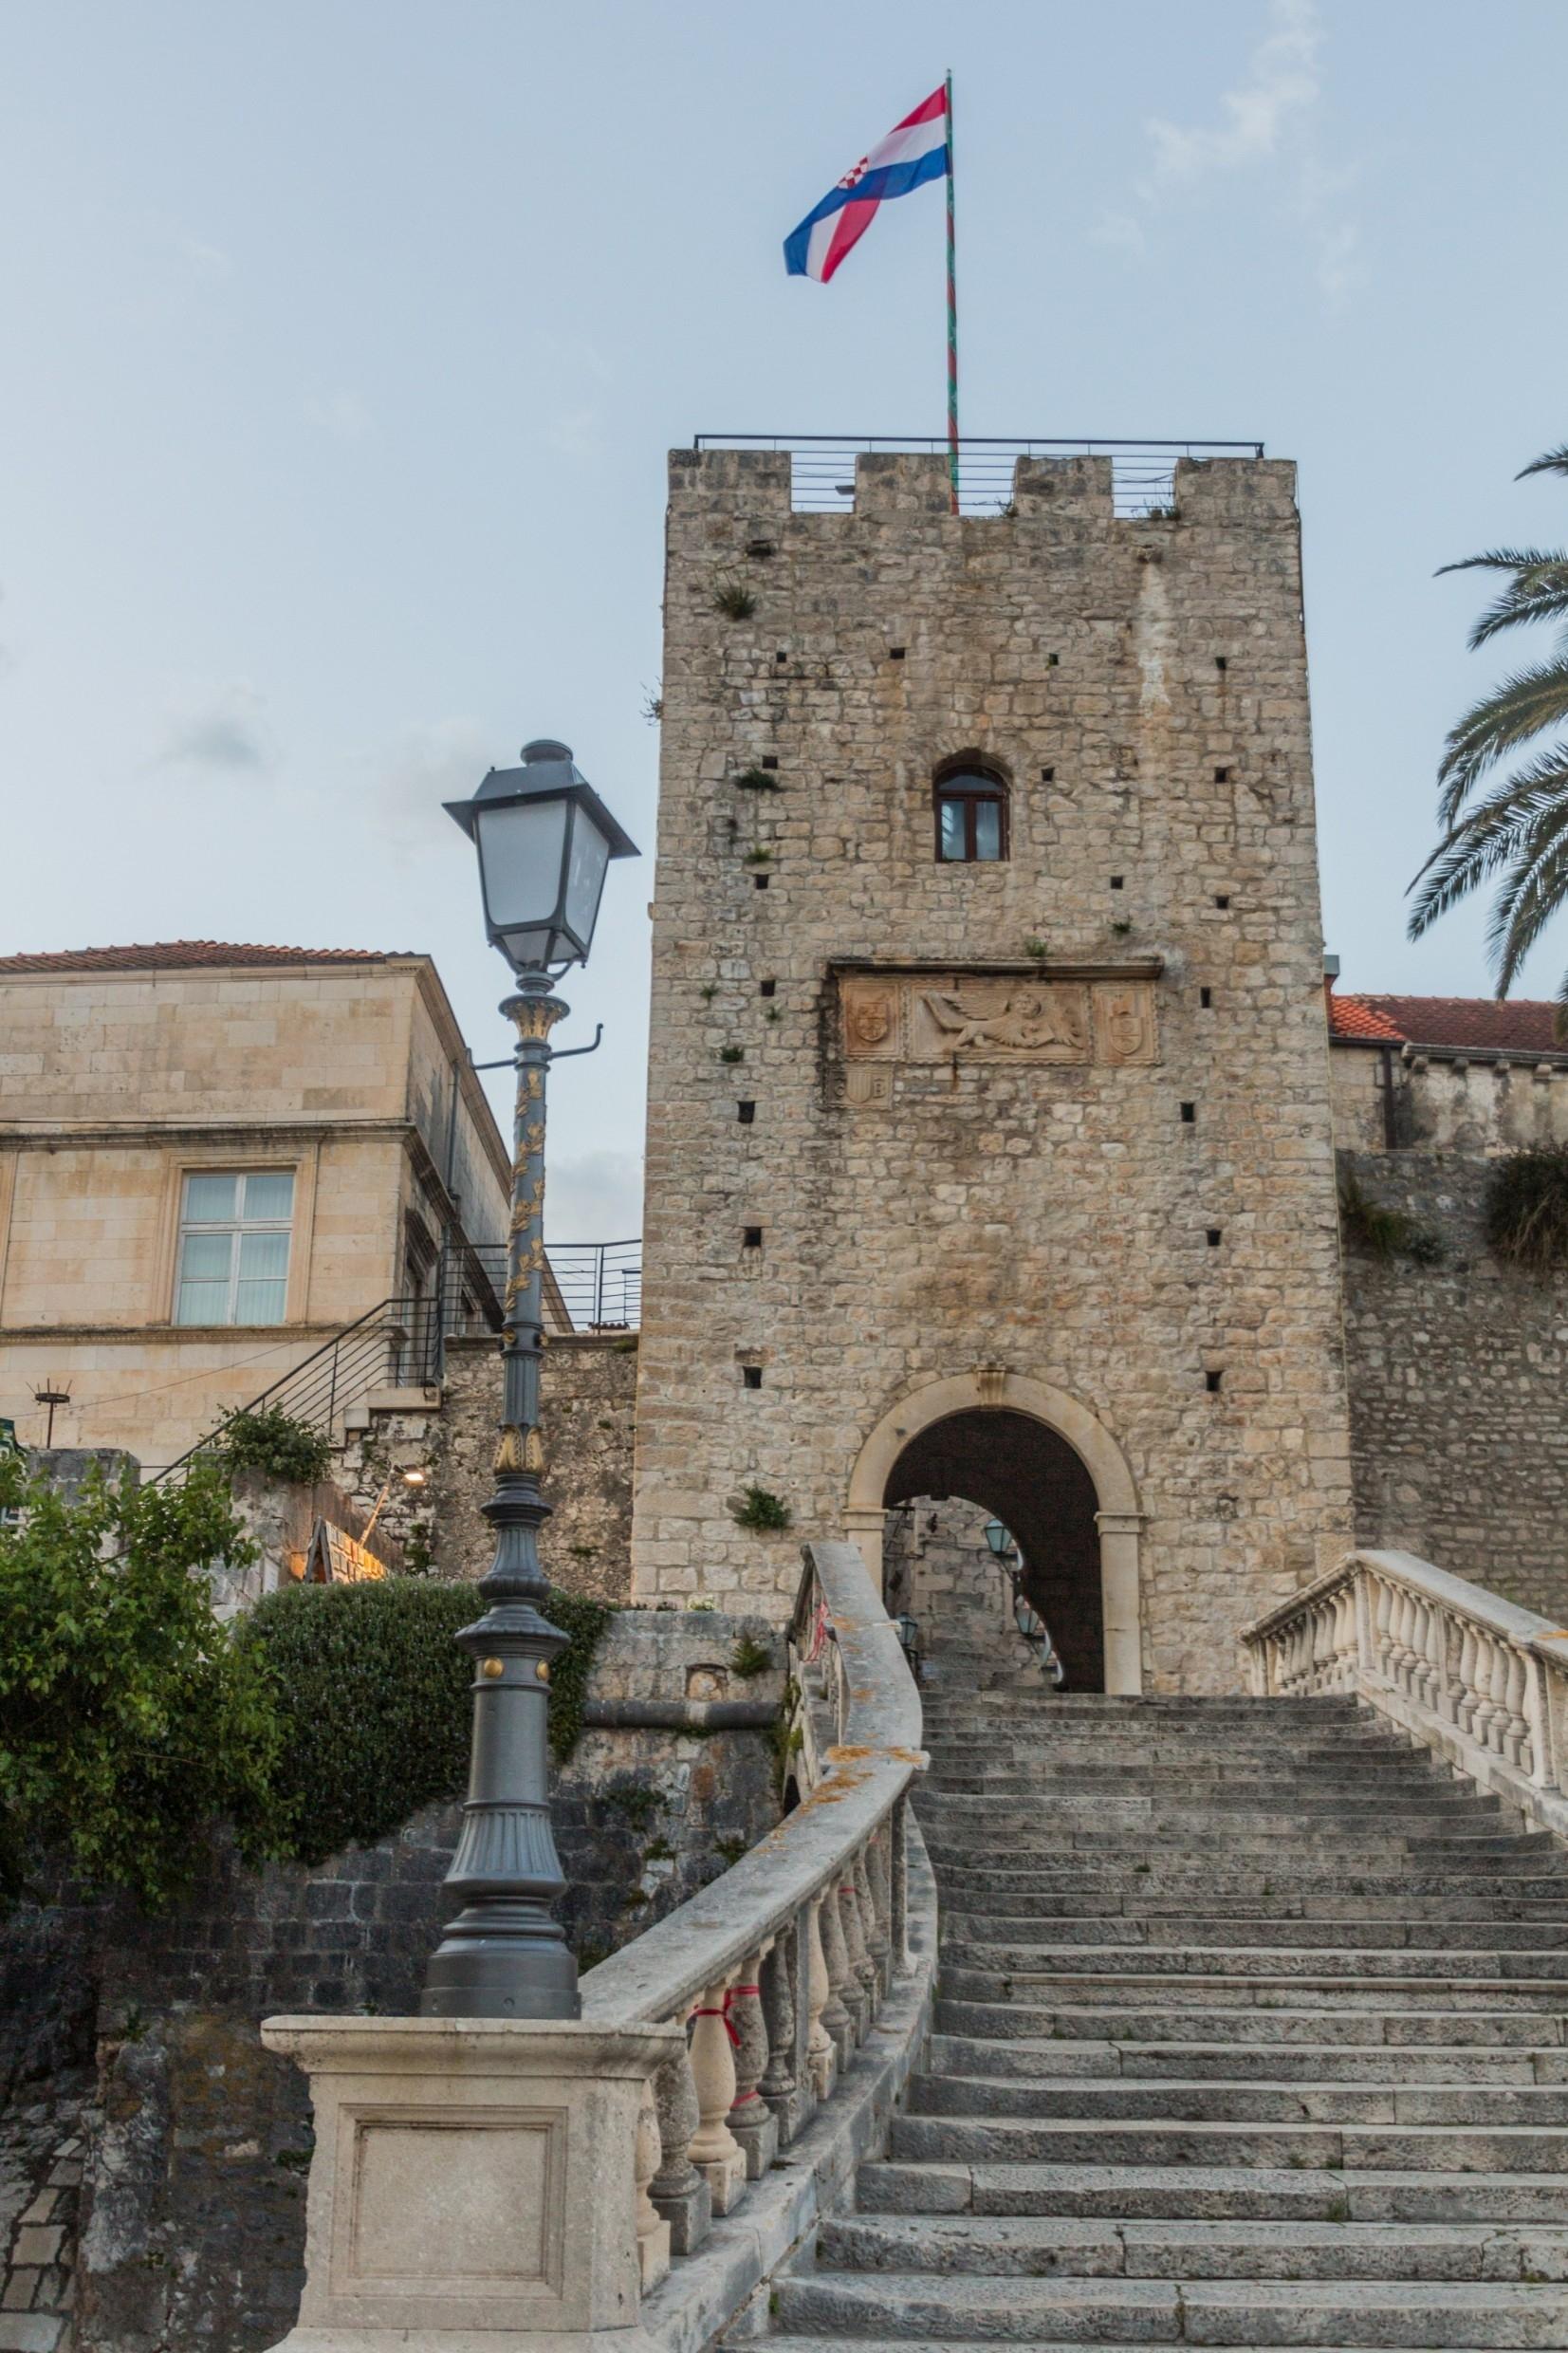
[883,1406,1104,1691]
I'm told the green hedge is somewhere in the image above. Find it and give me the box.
[241,1579,612,1865]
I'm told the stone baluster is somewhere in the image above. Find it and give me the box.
[839,1862,875,2034]
[1502,1645,1532,1769]
[854,1845,884,2006]
[1456,1621,1483,1739]
[635,2077,672,2292]
[805,1890,838,2097]
[1419,1599,1446,1715]
[724,1953,778,2178]
[760,1918,810,2141]
[864,1825,893,1993]
[1471,1632,1503,1752]
[688,1981,747,2215]
[1438,1606,1467,1726]
[1372,1574,1396,1682]
[649,2041,711,2255]
[819,1872,858,2058]
[891,1795,911,1971]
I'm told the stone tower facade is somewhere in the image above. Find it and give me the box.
[632,447,1354,1694]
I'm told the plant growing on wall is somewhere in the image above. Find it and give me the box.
[1484,1144,1568,1272]
[731,1486,792,1533]
[732,767,781,792]
[712,574,757,621]
[240,1577,612,1863]
[1337,1169,1443,1267]
[216,1404,334,1486]
[0,1457,286,1906]
[730,1634,775,1677]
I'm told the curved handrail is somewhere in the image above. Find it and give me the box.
[581,1539,924,2024]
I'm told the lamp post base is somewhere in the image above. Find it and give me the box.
[259,2015,682,2348]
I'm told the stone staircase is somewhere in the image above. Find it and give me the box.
[754,1691,1568,2348]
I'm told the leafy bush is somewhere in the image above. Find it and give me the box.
[1337,1170,1443,1266]
[217,1404,334,1486]
[0,1457,286,1906]
[240,1578,612,1863]
[730,1634,775,1678]
[732,767,780,792]
[731,1486,791,1533]
[1485,1145,1568,1273]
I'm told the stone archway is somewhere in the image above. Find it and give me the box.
[845,1372,1145,1695]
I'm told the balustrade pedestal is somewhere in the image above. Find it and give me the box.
[258,2013,681,2351]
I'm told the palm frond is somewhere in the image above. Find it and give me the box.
[1407,759,1568,938]
[1436,546,1568,579]
[1434,662,1568,828]
[1518,445,1568,483]
[1489,830,1568,996]
[1467,564,1568,649]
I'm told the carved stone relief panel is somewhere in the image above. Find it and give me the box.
[839,971,1158,1091]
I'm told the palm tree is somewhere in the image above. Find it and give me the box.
[1407,446,1568,1008]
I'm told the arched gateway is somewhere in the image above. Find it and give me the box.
[843,1372,1144,1695]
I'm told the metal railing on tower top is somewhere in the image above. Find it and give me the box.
[692,434,1266,519]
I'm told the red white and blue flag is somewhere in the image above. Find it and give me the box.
[784,84,949,284]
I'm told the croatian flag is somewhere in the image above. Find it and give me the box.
[784,84,949,284]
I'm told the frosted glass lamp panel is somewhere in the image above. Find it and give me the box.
[563,806,612,954]
[176,1232,231,1325]
[183,1174,238,1224]
[242,1170,294,1221]
[236,1230,290,1325]
[475,798,568,927]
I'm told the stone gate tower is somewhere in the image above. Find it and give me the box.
[631,446,1353,1694]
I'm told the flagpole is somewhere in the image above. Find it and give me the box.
[945,66,959,516]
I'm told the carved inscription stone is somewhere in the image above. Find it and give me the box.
[839,971,1158,1075]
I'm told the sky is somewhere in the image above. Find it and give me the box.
[3,0,1566,1240]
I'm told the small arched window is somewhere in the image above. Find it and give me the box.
[933,763,1008,863]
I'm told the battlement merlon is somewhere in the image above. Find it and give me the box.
[667,445,1299,530]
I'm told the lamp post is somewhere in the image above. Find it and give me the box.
[422,739,637,2020]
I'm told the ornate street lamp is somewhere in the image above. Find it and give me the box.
[423,739,637,2020]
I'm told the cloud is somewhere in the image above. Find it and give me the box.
[305,389,377,446]
[1110,0,1362,306]
[159,682,273,771]
[179,234,233,283]
[1146,0,1320,186]
[543,1149,644,1247]
[363,716,495,857]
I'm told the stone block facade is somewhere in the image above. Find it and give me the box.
[1339,1148,1568,1618]
[633,447,1354,1690]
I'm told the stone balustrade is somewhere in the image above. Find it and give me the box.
[578,1536,926,2300]
[260,1535,926,2349]
[1242,1547,1568,1842]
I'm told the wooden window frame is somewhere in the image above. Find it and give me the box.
[932,767,1009,863]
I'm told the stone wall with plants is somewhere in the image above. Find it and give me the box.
[1339,1145,1568,1619]
[0,1607,781,2352]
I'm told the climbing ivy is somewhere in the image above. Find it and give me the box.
[240,1578,612,1864]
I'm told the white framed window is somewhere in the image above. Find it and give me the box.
[175,1170,295,1326]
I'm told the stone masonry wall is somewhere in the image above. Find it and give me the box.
[425,1331,637,1599]
[634,447,1355,1688]
[1339,1147,1568,1621]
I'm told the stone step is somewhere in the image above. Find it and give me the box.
[886,2112,1568,2173]
[905,2072,1568,2126]
[922,1760,1455,1789]
[928,1862,1568,1897]
[855,2159,1568,2224]
[926,2033,1568,2084]
[922,1827,1544,1862]
[917,1797,1506,1830]
[818,2211,1568,2282]
[935,1997,1568,2042]
[942,1915,1568,1950]
[950,1942,1568,1982]
[769,2270,1566,2345]
[947,1891,1568,1920]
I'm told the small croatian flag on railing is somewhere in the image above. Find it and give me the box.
[784,83,950,284]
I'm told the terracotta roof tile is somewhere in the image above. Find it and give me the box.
[0,940,409,975]
[1329,991,1566,1054]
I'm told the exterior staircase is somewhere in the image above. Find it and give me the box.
[755,1690,1568,2348]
